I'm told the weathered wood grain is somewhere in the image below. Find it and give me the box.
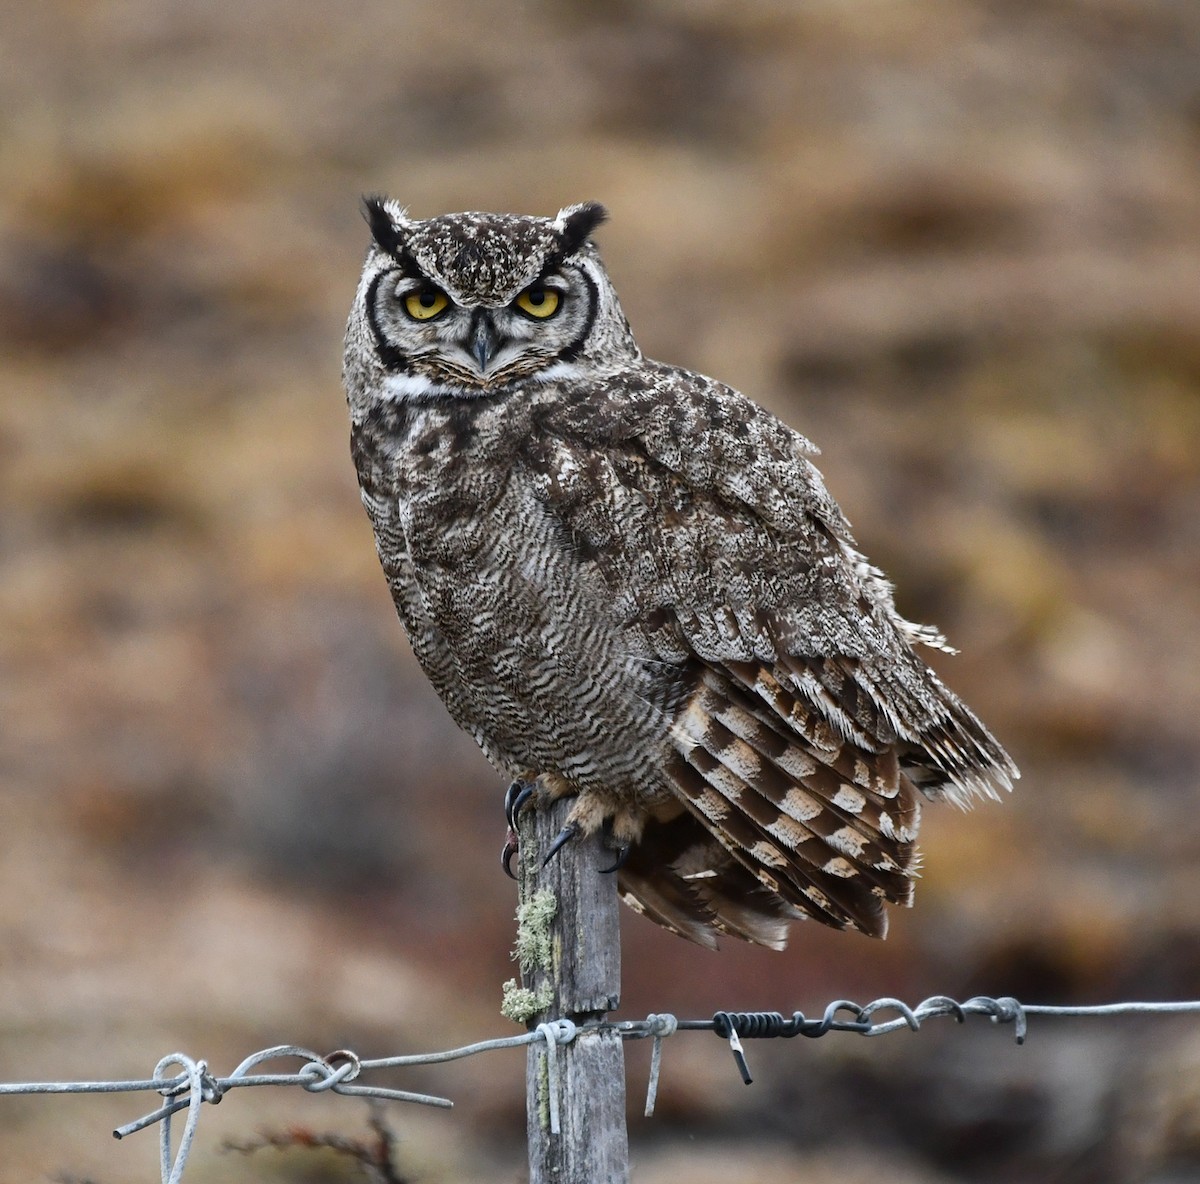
[519,796,629,1184]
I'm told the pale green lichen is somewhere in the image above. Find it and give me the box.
[514,888,557,974]
[500,888,559,1024]
[500,978,555,1024]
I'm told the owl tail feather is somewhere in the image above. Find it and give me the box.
[661,668,922,941]
[617,810,798,950]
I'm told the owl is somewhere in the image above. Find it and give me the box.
[344,199,1018,950]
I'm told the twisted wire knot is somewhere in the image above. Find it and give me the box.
[644,1013,678,1039]
[971,994,1028,1043]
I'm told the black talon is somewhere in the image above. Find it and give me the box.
[598,817,631,874]
[504,779,536,829]
[502,779,538,878]
[501,833,519,880]
[599,842,631,874]
[542,823,580,867]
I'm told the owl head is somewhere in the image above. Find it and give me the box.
[345,199,639,403]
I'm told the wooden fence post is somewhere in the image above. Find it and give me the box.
[515,795,629,1184]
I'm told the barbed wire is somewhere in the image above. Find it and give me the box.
[3,995,1198,1184]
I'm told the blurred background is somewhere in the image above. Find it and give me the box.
[2,1,1199,1181]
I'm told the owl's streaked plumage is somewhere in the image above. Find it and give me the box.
[344,199,1018,950]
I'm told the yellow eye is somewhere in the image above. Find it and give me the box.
[515,286,560,318]
[403,289,449,320]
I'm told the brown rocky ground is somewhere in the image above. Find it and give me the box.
[2,2,1199,1181]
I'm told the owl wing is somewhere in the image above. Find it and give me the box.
[525,366,1016,945]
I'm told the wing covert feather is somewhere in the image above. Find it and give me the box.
[523,365,1016,798]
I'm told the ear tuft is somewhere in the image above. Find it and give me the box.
[555,201,608,256]
[362,195,410,259]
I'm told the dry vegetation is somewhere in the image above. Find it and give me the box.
[2,2,1199,1181]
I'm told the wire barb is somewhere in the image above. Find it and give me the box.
[642,1013,677,1116]
[712,1013,754,1084]
[102,1045,454,1184]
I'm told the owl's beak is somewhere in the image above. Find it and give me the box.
[468,311,501,373]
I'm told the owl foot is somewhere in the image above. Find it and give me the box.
[541,816,631,873]
[501,778,538,880]
[502,781,635,875]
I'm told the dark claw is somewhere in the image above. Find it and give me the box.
[599,842,631,874]
[542,822,580,867]
[598,817,631,874]
[501,831,519,880]
[504,779,536,829]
